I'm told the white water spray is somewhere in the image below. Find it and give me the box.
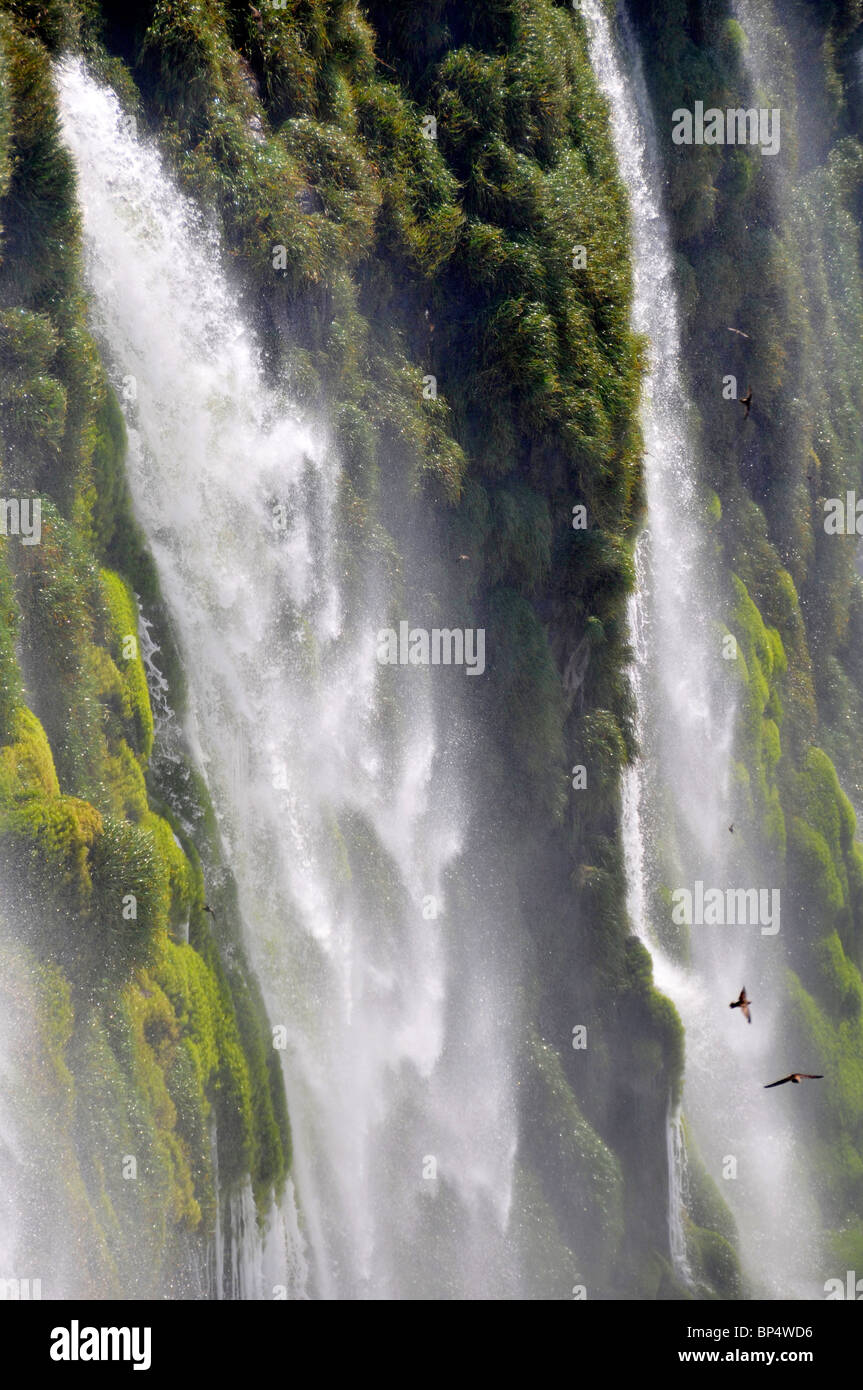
[56,57,521,1299]
[581,0,820,1297]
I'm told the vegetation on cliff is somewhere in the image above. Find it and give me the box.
[22,0,863,1297]
[630,0,863,1276]
[0,0,700,1296]
[0,2,289,1294]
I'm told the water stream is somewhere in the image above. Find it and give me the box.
[56,57,522,1300]
[581,0,820,1298]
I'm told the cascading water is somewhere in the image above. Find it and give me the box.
[0,942,25,1290]
[581,1,821,1298]
[56,57,523,1300]
[667,1106,693,1285]
[0,928,80,1299]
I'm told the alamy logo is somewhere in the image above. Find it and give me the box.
[824,1271,863,1299]
[377,622,485,676]
[824,492,863,534]
[0,1277,41,1299]
[50,1321,151,1371]
[0,497,41,545]
[672,102,780,155]
[671,882,780,936]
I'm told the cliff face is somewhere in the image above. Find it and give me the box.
[15,0,851,1299]
[630,0,863,1276]
[0,1,289,1296]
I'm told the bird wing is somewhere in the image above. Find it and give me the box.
[800,1074,824,1080]
[764,1075,792,1087]
[742,1002,751,1023]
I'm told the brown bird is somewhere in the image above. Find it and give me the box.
[457,554,471,562]
[764,1072,823,1088]
[250,4,263,32]
[726,326,752,340]
[203,903,216,919]
[729,986,751,1023]
[739,387,753,419]
[728,823,734,833]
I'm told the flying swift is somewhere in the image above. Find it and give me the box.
[764,1072,823,1088]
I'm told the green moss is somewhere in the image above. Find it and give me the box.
[2,792,102,909]
[687,1226,743,1301]
[145,811,193,930]
[784,745,863,961]
[0,701,59,799]
[828,1223,863,1277]
[787,967,863,1219]
[681,1118,742,1299]
[571,708,628,825]
[522,1029,625,1291]
[99,567,154,760]
[705,490,721,525]
[0,0,687,1289]
[0,23,78,312]
[88,382,129,556]
[0,552,21,740]
[617,936,685,1098]
[507,1163,581,1298]
[726,574,788,856]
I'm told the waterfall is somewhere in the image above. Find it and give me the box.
[0,927,83,1299]
[56,57,522,1300]
[0,942,24,1289]
[580,1,820,1297]
[667,1106,693,1285]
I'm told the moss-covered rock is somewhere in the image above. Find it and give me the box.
[630,0,863,1265]
[0,0,291,1292]
[521,1028,625,1293]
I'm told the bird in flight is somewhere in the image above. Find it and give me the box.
[739,387,753,419]
[764,1073,823,1088]
[728,823,734,833]
[729,986,751,1023]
